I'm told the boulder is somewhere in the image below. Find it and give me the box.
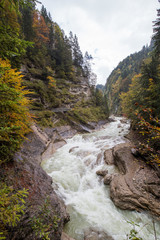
[109,143,160,218]
[69,146,79,153]
[96,169,108,177]
[70,120,92,133]
[96,153,103,165]
[131,147,140,157]
[104,149,114,165]
[103,174,113,185]
[56,125,77,139]
[84,228,114,240]
[120,119,128,124]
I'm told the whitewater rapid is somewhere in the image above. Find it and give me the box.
[41,117,160,240]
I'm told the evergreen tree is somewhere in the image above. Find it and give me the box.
[41,5,52,25]
[20,0,35,41]
[63,36,73,78]
[73,35,83,68]
[153,7,160,57]
[83,51,92,80]
[49,23,54,50]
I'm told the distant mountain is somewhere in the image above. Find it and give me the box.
[96,84,105,91]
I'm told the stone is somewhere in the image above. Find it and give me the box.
[96,153,103,165]
[103,174,113,185]
[96,169,108,177]
[42,140,66,161]
[84,228,114,240]
[120,119,128,124]
[56,125,77,139]
[131,147,139,157]
[69,146,79,153]
[104,149,114,165]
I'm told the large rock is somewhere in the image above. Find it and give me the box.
[103,174,113,185]
[55,126,77,139]
[18,124,70,164]
[110,143,160,218]
[96,169,108,177]
[104,149,114,165]
[84,228,114,240]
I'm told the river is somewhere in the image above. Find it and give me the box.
[41,117,160,240]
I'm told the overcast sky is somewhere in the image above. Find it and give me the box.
[37,0,159,85]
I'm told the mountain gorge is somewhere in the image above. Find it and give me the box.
[1,0,160,239]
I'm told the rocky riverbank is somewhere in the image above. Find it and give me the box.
[98,137,160,219]
[2,124,71,239]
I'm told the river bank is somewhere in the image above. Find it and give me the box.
[42,117,160,240]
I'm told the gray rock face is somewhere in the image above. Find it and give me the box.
[110,143,160,218]
[3,124,72,240]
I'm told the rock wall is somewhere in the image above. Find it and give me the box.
[102,142,160,219]
[2,125,77,239]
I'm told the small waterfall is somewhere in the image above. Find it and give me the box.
[41,117,160,240]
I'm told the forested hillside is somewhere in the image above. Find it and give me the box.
[0,0,109,127]
[105,43,153,114]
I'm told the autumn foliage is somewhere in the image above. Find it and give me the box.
[0,58,32,164]
[136,108,160,165]
[33,11,49,45]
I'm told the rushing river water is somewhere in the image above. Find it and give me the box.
[42,117,160,240]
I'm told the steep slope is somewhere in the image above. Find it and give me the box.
[105,43,153,114]
[19,4,109,127]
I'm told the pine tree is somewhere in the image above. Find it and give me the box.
[73,35,83,68]
[83,51,92,80]
[20,0,35,41]
[41,5,52,25]
[153,7,160,57]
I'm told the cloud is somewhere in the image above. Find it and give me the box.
[38,0,159,84]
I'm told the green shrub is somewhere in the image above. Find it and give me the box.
[71,106,107,124]
[0,183,28,239]
[30,197,60,240]
[35,110,55,127]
